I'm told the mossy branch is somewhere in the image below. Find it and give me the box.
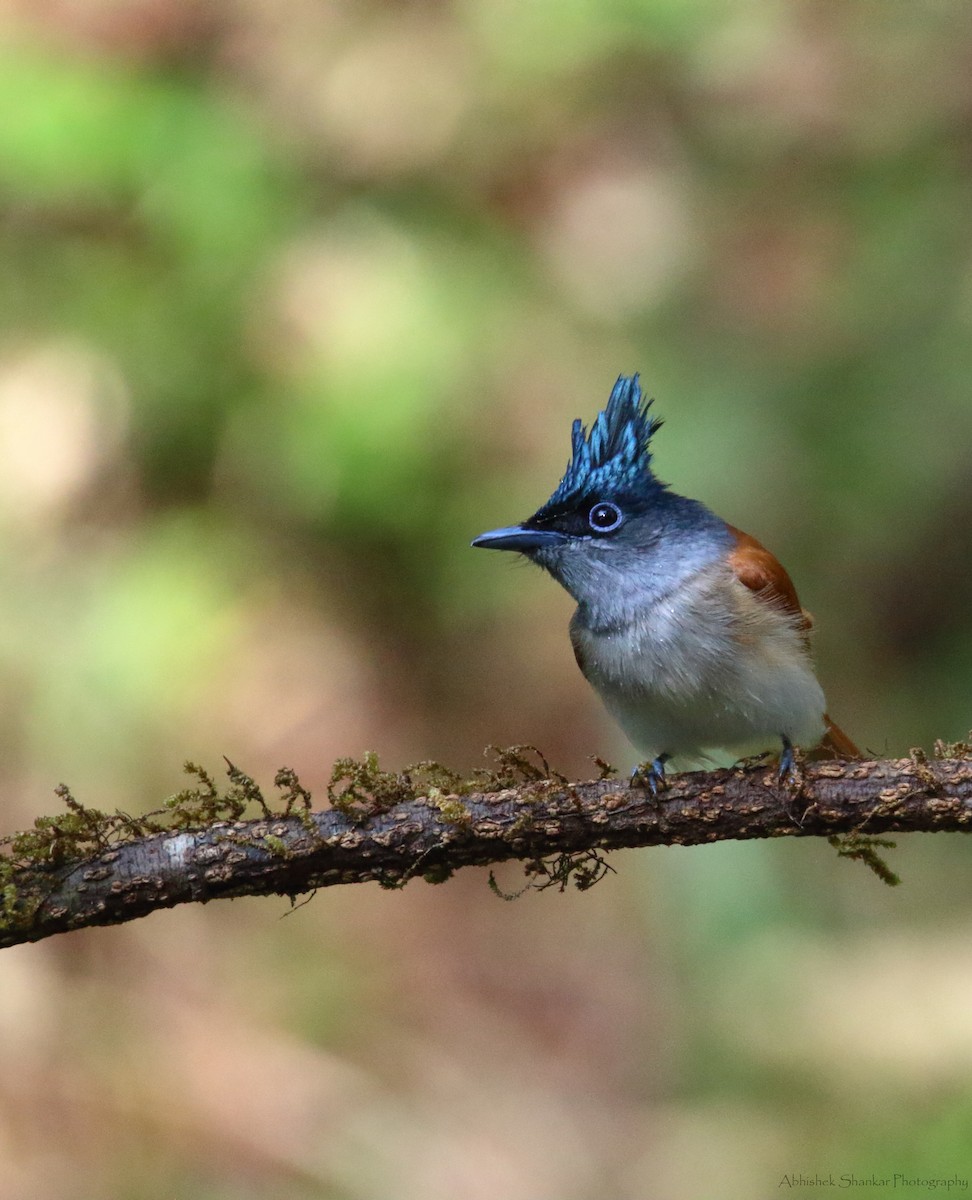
[2,743,972,948]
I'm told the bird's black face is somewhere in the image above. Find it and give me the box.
[524,493,632,540]
[472,492,632,555]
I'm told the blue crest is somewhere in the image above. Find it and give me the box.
[540,374,661,511]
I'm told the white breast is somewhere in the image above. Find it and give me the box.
[570,562,826,767]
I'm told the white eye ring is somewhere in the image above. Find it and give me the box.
[588,502,623,533]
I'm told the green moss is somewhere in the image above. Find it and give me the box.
[0,851,51,932]
[592,755,617,780]
[322,746,567,823]
[421,863,455,885]
[223,759,273,819]
[472,744,569,791]
[274,766,315,832]
[327,751,416,821]
[933,735,972,759]
[427,789,472,827]
[828,833,900,886]
[165,761,245,826]
[508,805,539,836]
[0,746,575,921]
[0,746,565,877]
[1,760,301,879]
[404,760,466,794]
[489,848,615,900]
[527,849,616,892]
[487,870,530,901]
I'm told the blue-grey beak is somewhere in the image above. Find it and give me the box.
[471,525,569,552]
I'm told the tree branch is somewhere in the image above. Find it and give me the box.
[2,751,972,947]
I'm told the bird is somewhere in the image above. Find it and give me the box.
[472,374,859,790]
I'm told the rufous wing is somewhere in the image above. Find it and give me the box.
[727,525,861,759]
[726,525,813,644]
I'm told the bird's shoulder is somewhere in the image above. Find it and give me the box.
[724,524,813,641]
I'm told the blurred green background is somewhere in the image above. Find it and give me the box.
[1,2,971,1197]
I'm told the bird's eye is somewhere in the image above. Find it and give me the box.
[588,502,623,533]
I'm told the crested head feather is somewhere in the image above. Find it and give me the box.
[542,374,662,510]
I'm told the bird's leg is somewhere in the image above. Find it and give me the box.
[778,735,800,784]
[631,754,669,795]
[778,732,812,799]
[777,735,809,824]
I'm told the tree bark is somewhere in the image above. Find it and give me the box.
[3,752,972,947]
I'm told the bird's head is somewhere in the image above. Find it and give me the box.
[472,375,672,603]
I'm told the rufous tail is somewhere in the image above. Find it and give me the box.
[812,714,861,760]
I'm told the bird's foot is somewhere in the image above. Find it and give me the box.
[777,737,802,787]
[631,754,669,796]
[777,736,808,825]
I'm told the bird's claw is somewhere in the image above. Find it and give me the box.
[777,738,809,828]
[777,737,802,788]
[631,755,669,795]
